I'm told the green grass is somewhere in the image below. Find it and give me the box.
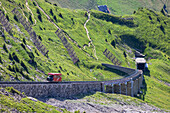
[0,87,62,112]
[143,75,170,110]
[1,0,135,82]
[148,59,170,83]
[48,0,170,15]
[0,0,170,111]
[82,92,146,106]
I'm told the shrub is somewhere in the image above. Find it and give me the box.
[8,65,13,71]
[27,52,34,59]
[23,38,26,44]
[6,15,9,21]
[21,60,28,73]
[53,15,57,22]
[3,44,8,53]
[29,15,33,24]
[38,35,42,41]
[161,8,165,16]
[59,13,63,18]
[0,56,3,64]
[38,15,42,22]
[50,9,53,16]
[12,65,16,72]
[108,29,111,34]
[9,53,13,60]
[35,49,39,56]
[36,8,41,15]
[15,64,19,72]
[133,11,136,14]
[148,16,152,20]
[160,25,165,34]
[33,1,36,6]
[157,18,160,22]
[12,52,20,63]
[111,40,116,48]
[14,15,18,22]
[53,4,57,6]
[23,11,28,16]
[21,43,26,50]
[123,51,127,58]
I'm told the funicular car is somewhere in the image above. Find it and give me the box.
[47,73,62,82]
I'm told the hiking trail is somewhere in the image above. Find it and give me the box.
[84,11,98,60]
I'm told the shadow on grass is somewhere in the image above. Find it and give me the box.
[91,12,137,28]
[139,68,150,100]
[120,34,146,53]
[144,68,150,77]
[137,76,147,101]
[103,67,128,77]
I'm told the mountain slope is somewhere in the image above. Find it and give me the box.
[0,0,170,111]
[48,0,170,15]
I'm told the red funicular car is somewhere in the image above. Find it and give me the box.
[47,73,62,82]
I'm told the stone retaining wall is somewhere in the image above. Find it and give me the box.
[0,82,102,98]
[104,72,143,97]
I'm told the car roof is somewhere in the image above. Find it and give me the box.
[48,73,62,76]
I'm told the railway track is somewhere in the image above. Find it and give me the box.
[0,66,142,85]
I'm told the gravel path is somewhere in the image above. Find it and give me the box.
[84,11,98,60]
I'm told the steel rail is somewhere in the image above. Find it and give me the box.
[0,64,142,85]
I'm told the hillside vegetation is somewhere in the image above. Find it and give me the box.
[0,0,170,111]
[48,0,170,15]
[0,87,70,112]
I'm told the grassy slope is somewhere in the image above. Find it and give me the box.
[0,87,69,113]
[0,0,129,82]
[48,0,170,15]
[0,0,170,111]
[85,9,170,110]
[142,58,170,110]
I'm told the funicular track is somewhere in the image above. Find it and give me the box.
[0,64,143,98]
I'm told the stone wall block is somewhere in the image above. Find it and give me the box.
[127,82,131,96]
[121,83,126,95]
[114,84,120,94]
